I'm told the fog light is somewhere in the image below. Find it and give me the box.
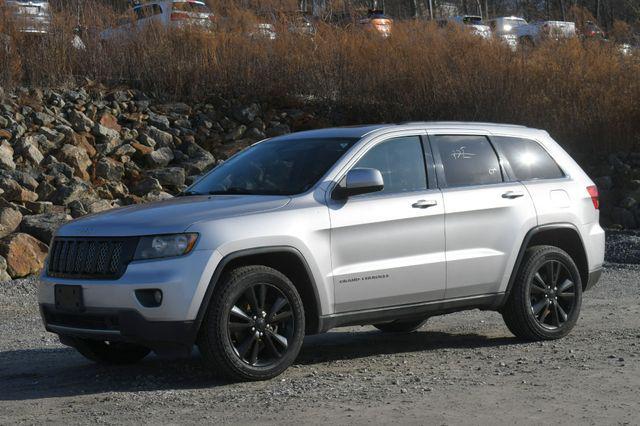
[135,289,163,307]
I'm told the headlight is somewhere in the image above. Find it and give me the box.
[134,233,198,260]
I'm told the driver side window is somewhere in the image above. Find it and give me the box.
[354,136,427,195]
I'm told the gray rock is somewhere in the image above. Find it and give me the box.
[32,111,55,126]
[266,122,291,137]
[232,103,260,124]
[58,144,91,180]
[147,112,170,130]
[15,136,44,164]
[148,126,173,148]
[0,254,10,282]
[147,167,186,189]
[180,141,215,175]
[95,157,125,181]
[67,109,94,132]
[611,207,637,229]
[225,125,247,142]
[130,177,162,197]
[49,180,93,206]
[0,141,16,170]
[20,213,71,244]
[0,202,22,238]
[146,147,174,168]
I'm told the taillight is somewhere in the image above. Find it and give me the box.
[170,12,188,21]
[587,185,599,209]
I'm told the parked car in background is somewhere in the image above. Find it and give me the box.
[581,20,605,39]
[357,10,392,38]
[515,20,576,46]
[284,11,316,36]
[440,15,492,40]
[488,16,527,50]
[100,0,215,41]
[2,0,51,34]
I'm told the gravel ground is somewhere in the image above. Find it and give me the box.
[1,235,639,425]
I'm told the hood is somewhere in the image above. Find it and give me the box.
[57,195,291,238]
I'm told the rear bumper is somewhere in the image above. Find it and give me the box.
[40,304,196,356]
[584,267,603,292]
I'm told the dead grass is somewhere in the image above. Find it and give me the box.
[1,7,639,155]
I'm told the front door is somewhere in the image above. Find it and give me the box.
[328,135,446,313]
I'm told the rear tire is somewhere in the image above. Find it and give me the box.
[373,318,427,333]
[198,265,305,381]
[502,245,582,340]
[72,339,150,365]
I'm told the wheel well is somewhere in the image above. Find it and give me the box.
[527,228,589,289]
[222,251,320,334]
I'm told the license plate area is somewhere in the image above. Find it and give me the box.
[54,285,84,313]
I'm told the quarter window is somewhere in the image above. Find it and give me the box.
[354,136,427,195]
[432,135,502,187]
[491,137,564,181]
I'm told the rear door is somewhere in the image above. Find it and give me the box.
[429,132,537,299]
[328,133,446,313]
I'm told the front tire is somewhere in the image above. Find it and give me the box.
[502,245,582,340]
[373,318,427,333]
[198,265,305,381]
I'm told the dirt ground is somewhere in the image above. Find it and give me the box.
[1,261,639,425]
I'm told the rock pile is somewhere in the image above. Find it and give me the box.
[0,86,317,279]
[591,152,640,230]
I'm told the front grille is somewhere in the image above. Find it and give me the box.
[43,307,120,331]
[47,237,139,279]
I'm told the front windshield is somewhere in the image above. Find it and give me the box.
[186,137,359,196]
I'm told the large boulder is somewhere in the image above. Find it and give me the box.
[95,157,125,181]
[146,147,174,168]
[20,213,71,244]
[147,167,186,189]
[0,233,48,278]
[0,201,22,238]
[58,144,92,180]
[0,178,38,203]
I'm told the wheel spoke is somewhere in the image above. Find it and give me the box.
[229,321,252,331]
[236,333,257,358]
[268,297,288,321]
[556,302,568,322]
[245,287,259,314]
[552,303,561,327]
[258,284,267,311]
[546,262,559,286]
[558,278,574,293]
[533,273,547,291]
[263,332,282,358]
[231,305,252,322]
[539,303,551,323]
[249,338,260,365]
[271,310,293,323]
[267,329,288,349]
[532,299,548,315]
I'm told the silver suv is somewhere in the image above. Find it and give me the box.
[38,123,605,381]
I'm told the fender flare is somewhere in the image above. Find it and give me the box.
[501,222,586,305]
[191,246,323,340]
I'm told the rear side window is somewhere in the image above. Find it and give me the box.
[354,136,427,195]
[432,135,502,187]
[492,136,564,181]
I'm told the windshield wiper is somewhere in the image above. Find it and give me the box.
[177,190,203,197]
[207,187,256,195]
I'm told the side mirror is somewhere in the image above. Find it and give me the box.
[333,168,384,200]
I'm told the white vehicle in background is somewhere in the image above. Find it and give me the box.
[100,0,215,41]
[446,15,492,39]
[2,0,51,34]
[488,16,527,50]
[515,20,576,46]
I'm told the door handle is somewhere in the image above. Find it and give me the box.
[412,199,438,209]
[502,191,525,199]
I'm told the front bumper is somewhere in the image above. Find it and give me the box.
[41,304,195,356]
[38,249,222,354]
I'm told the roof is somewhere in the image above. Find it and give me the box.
[275,122,542,141]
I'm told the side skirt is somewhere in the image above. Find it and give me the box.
[317,293,505,333]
